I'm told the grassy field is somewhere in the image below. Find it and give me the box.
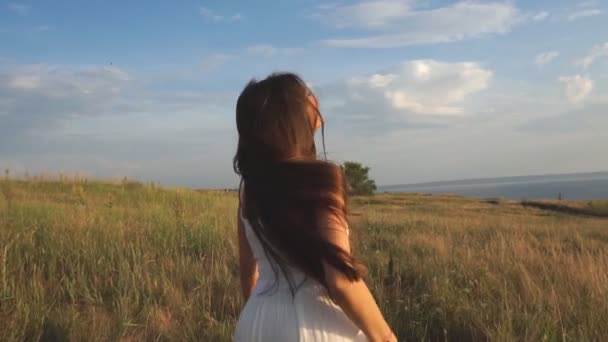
[1,177,607,341]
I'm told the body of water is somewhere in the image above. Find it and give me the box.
[381,172,608,200]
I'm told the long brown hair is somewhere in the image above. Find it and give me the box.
[233,72,364,294]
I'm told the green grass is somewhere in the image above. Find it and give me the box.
[1,178,607,341]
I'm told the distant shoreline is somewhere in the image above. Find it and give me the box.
[379,171,608,201]
[380,171,608,190]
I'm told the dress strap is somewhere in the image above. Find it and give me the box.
[239,181,246,220]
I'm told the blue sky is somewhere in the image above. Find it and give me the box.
[1,0,607,188]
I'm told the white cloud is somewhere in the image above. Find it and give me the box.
[2,64,131,96]
[577,42,608,68]
[0,64,135,155]
[246,44,303,57]
[7,3,30,15]
[532,11,550,21]
[199,6,242,22]
[200,53,234,73]
[317,1,521,48]
[578,1,599,8]
[324,60,492,118]
[0,63,237,187]
[247,44,277,57]
[8,75,40,90]
[535,51,559,66]
[199,6,223,21]
[316,0,415,28]
[367,74,397,88]
[558,75,593,104]
[2,60,606,188]
[567,8,602,21]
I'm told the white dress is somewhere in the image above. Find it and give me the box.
[234,207,367,341]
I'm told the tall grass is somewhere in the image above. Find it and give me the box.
[352,195,608,341]
[1,179,239,341]
[1,179,607,341]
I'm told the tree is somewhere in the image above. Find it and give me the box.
[342,161,377,196]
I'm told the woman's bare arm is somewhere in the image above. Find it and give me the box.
[320,213,396,342]
[238,208,258,300]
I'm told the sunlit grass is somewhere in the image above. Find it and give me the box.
[1,178,607,341]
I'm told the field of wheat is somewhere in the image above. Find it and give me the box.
[1,177,607,341]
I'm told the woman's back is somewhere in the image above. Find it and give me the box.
[234,204,366,342]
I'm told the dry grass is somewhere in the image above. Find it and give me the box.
[1,179,607,341]
[352,195,608,341]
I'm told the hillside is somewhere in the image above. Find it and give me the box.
[1,178,607,341]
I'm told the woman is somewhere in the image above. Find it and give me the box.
[233,73,396,342]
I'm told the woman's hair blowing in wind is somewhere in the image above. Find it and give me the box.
[233,73,364,294]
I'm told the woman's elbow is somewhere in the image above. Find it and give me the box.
[325,273,356,299]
